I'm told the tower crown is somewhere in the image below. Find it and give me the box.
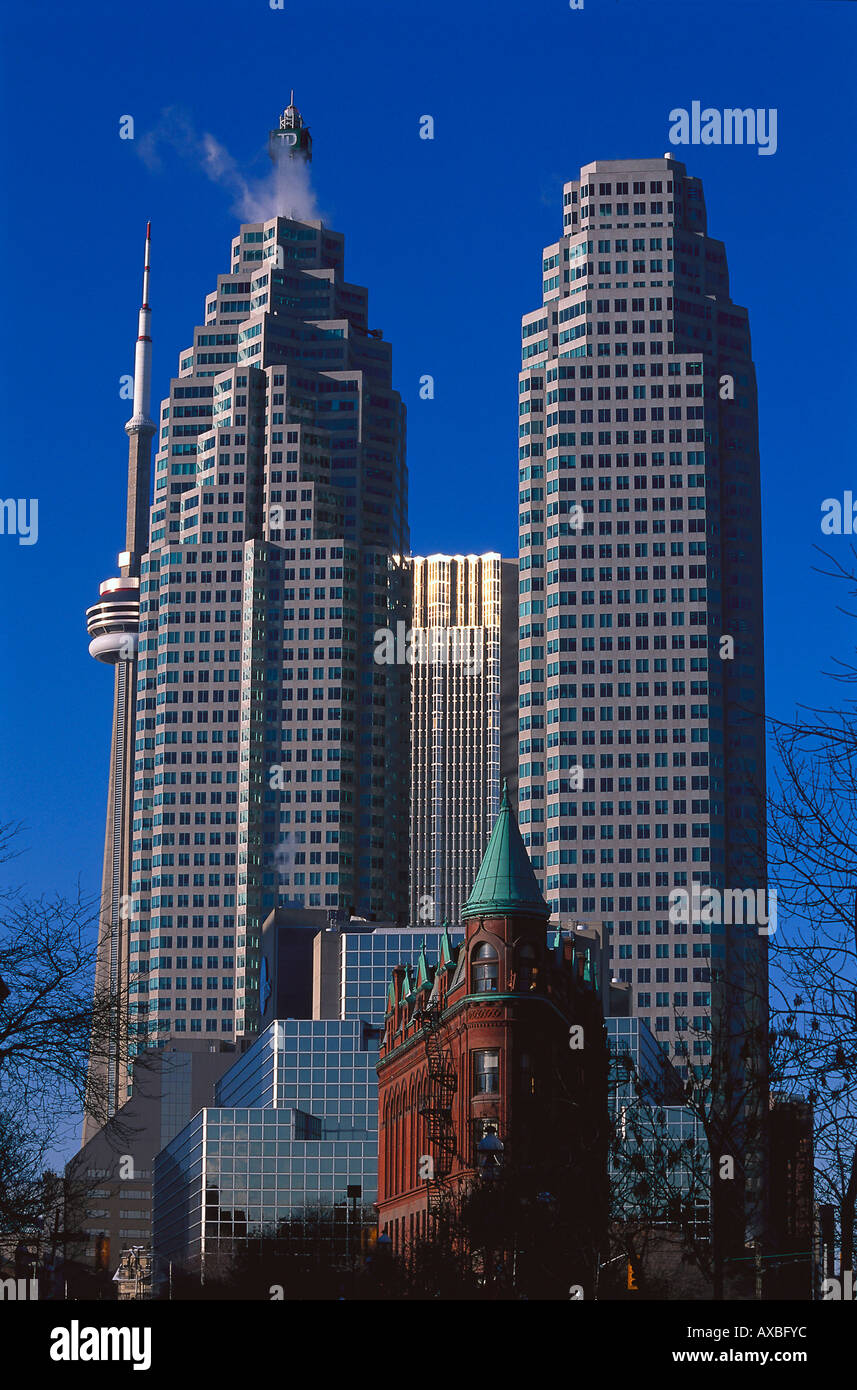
[269,94,312,163]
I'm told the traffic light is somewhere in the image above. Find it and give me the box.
[94,1235,110,1273]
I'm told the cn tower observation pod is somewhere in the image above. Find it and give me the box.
[85,576,140,664]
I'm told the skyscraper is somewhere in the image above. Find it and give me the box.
[86,103,410,1098]
[516,157,767,1084]
[408,553,518,926]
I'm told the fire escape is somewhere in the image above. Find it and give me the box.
[418,1000,457,1216]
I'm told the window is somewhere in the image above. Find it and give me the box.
[472,942,499,992]
[473,1049,500,1095]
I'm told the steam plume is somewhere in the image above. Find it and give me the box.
[139,108,319,223]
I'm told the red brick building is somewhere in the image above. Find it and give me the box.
[377,787,610,1290]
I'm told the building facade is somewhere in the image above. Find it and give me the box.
[114,1246,154,1300]
[153,1019,380,1277]
[767,1096,814,1299]
[66,1040,240,1285]
[85,103,411,1092]
[152,924,453,1276]
[515,156,767,1092]
[377,787,611,1292]
[409,553,518,926]
[609,1016,707,1203]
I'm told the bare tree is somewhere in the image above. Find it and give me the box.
[607,951,777,1302]
[0,822,133,1235]
[765,548,857,1278]
[607,1045,713,1298]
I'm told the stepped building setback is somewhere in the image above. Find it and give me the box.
[516,156,767,1082]
[84,103,410,1136]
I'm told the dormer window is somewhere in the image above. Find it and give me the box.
[472,942,499,993]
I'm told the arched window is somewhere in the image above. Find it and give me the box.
[472,942,499,992]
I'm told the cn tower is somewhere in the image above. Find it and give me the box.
[83,225,155,1139]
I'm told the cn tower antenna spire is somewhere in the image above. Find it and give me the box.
[142,220,151,308]
[127,222,154,434]
[121,222,156,577]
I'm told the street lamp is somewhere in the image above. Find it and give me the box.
[477,1130,504,1182]
[476,1131,505,1293]
[346,1184,361,1272]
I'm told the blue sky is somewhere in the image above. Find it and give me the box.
[1,0,855,915]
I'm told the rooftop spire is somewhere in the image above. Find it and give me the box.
[461,784,550,921]
[122,222,155,576]
[126,221,154,436]
[142,220,151,307]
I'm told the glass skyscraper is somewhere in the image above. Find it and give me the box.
[516,156,767,1083]
[94,104,411,1078]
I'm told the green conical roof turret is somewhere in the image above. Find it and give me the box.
[386,972,398,1012]
[438,923,455,968]
[416,940,433,990]
[461,782,551,921]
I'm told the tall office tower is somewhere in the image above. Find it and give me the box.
[83,226,155,1140]
[409,553,518,926]
[516,157,767,1094]
[89,103,409,1079]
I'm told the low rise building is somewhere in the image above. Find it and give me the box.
[377,785,612,1294]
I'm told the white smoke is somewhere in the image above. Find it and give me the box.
[242,148,318,223]
[139,108,319,224]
